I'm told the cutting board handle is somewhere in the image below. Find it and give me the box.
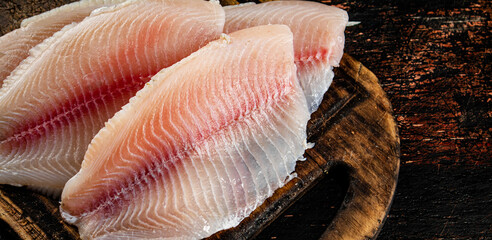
[314,54,400,240]
[319,158,399,240]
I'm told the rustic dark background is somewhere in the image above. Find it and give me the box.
[340,0,491,239]
[253,0,491,239]
[0,0,490,239]
[259,0,491,239]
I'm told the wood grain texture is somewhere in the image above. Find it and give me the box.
[327,0,490,239]
[329,0,491,238]
[337,0,491,166]
[0,185,79,240]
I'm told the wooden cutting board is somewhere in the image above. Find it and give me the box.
[0,1,399,239]
[0,53,399,239]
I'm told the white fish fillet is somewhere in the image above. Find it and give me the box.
[0,0,225,195]
[224,1,348,113]
[61,25,310,239]
[0,0,127,88]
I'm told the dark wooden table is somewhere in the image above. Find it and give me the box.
[343,1,490,239]
[255,0,491,239]
[1,0,490,239]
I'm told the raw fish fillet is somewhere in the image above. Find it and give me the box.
[224,1,348,113]
[61,25,310,239]
[0,0,126,87]
[0,0,224,194]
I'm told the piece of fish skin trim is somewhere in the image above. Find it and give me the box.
[224,1,348,113]
[347,21,361,27]
[0,0,128,89]
[61,25,310,240]
[0,0,225,196]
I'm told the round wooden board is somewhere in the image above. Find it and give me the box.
[0,53,399,240]
[0,1,399,239]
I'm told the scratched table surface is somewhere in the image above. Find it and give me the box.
[0,0,490,239]
[337,0,491,239]
[246,0,491,239]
